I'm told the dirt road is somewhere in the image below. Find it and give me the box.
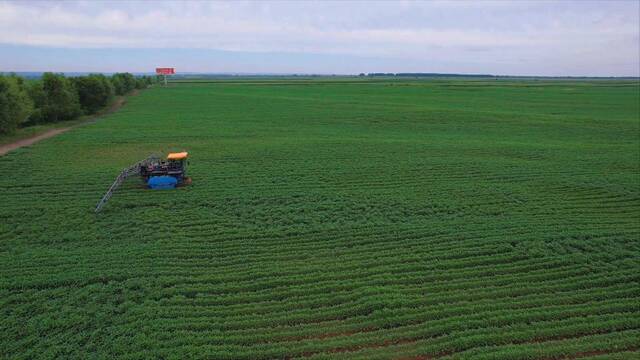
[0,128,71,156]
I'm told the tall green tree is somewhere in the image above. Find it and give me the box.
[111,73,136,95]
[0,75,34,134]
[72,74,114,114]
[29,73,82,123]
[134,75,155,90]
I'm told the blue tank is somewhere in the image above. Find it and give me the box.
[148,176,178,190]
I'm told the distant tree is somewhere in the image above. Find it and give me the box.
[2,72,150,131]
[0,75,34,134]
[111,73,136,95]
[72,74,114,114]
[29,73,82,123]
[26,81,45,124]
[134,76,149,90]
[358,73,366,77]
[110,75,123,96]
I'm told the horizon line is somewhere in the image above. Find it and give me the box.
[2,71,640,79]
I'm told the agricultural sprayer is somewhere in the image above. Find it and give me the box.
[95,152,190,212]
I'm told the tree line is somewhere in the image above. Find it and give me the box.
[363,72,494,78]
[0,72,155,134]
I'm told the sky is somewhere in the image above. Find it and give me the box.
[0,0,638,76]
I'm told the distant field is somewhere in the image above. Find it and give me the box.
[1,79,639,359]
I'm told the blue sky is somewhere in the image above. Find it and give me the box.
[1,0,638,76]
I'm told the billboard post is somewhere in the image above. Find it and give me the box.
[155,67,175,85]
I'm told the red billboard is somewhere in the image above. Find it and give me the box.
[156,67,175,75]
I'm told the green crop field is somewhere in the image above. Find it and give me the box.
[1,79,639,359]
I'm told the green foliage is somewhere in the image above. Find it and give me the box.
[134,75,154,90]
[111,72,137,95]
[0,79,638,358]
[0,74,33,134]
[71,74,114,114]
[0,72,143,133]
[28,72,82,124]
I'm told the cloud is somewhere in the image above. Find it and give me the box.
[0,0,638,75]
